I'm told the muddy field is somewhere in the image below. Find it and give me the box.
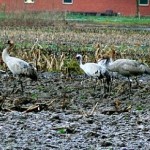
[0,21,150,150]
[0,71,150,150]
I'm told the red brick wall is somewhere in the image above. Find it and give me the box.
[0,0,149,16]
[139,5,150,16]
[0,0,53,12]
[58,0,137,16]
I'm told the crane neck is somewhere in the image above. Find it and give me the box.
[105,57,113,67]
[109,57,114,64]
[2,44,13,63]
[79,57,83,66]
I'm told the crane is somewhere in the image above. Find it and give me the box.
[76,54,111,92]
[2,40,38,93]
[99,55,150,98]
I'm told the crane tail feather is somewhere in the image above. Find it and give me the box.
[28,64,38,81]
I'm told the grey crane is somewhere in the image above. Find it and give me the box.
[2,40,38,93]
[99,56,150,98]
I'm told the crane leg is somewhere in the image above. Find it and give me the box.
[18,80,24,94]
[11,80,17,94]
[11,79,24,94]
[135,77,139,86]
[128,77,132,99]
[104,75,112,93]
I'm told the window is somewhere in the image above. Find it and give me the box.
[139,0,149,6]
[63,0,73,4]
[24,0,35,3]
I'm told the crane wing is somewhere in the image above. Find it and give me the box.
[121,64,143,76]
[6,57,37,80]
[81,63,102,77]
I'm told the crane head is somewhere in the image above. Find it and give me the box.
[76,54,82,61]
[7,40,14,46]
[102,54,110,59]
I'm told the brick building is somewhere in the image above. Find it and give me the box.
[0,0,149,16]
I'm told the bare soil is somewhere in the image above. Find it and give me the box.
[0,71,150,150]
